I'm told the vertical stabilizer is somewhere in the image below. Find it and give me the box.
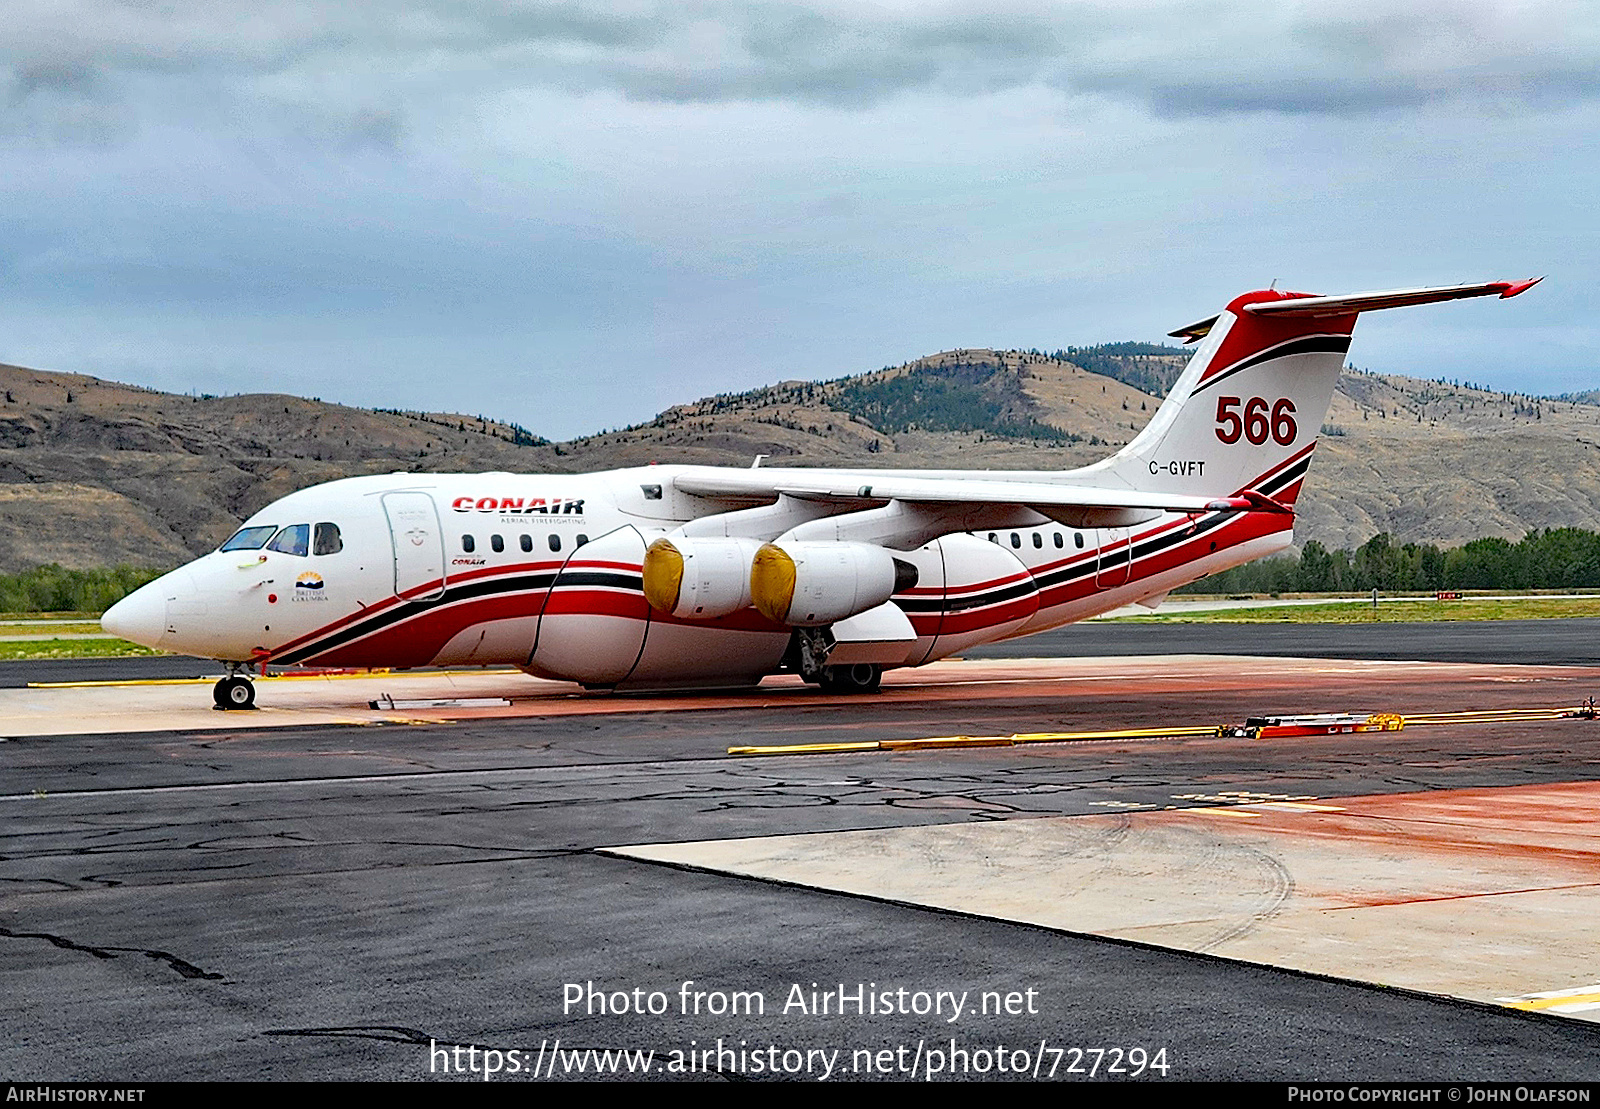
[1081,279,1540,504]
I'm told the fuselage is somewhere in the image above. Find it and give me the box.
[98,280,1539,693]
[102,464,1295,689]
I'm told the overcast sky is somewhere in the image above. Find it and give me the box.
[0,1,1593,439]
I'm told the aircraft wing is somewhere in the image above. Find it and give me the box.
[673,471,1279,515]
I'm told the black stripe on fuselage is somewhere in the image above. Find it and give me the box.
[279,463,1312,665]
[897,576,1040,614]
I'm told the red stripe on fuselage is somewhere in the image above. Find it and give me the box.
[263,558,565,661]
[911,594,1039,636]
[1033,510,1291,613]
[303,591,548,668]
[279,449,1315,669]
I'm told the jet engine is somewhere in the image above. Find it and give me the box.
[749,541,919,626]
[641,536,763,619]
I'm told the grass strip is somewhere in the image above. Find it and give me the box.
[1115,597,1600,624]
[0,638,167,661]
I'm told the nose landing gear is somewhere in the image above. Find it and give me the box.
[213,664,258,710]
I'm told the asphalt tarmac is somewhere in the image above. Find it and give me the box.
[6,615,1597,689]
[5,626,1600,1083]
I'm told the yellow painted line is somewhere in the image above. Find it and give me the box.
[880,736,1013,751]
[30,676,217,688]
[1500,990,1600,1012]
[730,724,1223,756]
[727,741,882,756]
[1408,714,1570,724]
[28,668,522,689]
[1179,807,1263,819]
[1404,708,1582,723]
[727,706,1591,757]
[1407,718,1569,728]
[1011,726,1221,743]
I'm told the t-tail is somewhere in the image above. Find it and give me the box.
[1082,279,1543,506]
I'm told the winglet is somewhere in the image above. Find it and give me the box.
[1499,276,1543,299]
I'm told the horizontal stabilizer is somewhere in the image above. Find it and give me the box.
[1169,278,1541,341]
[1242,279,1542,319]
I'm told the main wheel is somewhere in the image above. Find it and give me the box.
[213,675,257,710]
[818,663,881,694]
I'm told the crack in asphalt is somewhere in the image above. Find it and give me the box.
[13,848,596,892]
[0,925,224,980]
[264,1026,434,1044]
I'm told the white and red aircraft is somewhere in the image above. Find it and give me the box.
[102,280,1540,708]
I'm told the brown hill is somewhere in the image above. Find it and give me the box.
[0,364,549,572]
[1,349,1597,573]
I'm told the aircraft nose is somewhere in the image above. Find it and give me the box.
[101,579,169,648]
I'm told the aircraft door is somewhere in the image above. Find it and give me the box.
[528,525,651,686]
[382,492,447,602]
[1095,526,1131,588]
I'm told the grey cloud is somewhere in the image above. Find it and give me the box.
[343,107,405,150]
[1,58,130,142]
[13,61,103,98]
[0,0,1596,131]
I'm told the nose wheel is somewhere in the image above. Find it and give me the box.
[213,674,257,710]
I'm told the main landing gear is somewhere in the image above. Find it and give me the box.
[817,663,883,695]
[785,628,883,695]
[213,663,258,710]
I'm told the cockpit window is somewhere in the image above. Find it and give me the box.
[220,525,277,552]
[313,522,343,556]
[267,523,310,557]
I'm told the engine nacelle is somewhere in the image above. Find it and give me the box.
[641,536,763,619]
[750,541,918,626]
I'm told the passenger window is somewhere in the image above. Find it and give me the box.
[641,484,663,500]
[987,533,997,544]
[1010,533,1021,549]
[462,535,476,553]
[221,525,276,552]
[313,522,342,556]
[520,534,533,553]
[1053,532,1063,549]
[1032,533,1043,549]
[267,524,310,557]
[1074,532,1084,549]
[548,534,563,553]
[576,534,589,547]
[491,534,504,553]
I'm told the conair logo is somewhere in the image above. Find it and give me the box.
[451,496,585,515]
